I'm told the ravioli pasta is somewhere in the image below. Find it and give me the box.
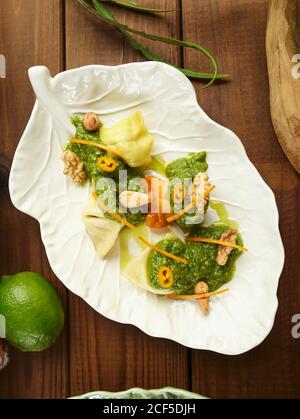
[123,246,172,295]
[83,197,123,258]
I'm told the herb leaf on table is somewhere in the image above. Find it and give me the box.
[101,0,178,14]
[76,0,230,87]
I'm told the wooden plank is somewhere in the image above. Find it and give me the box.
[65,0,188,397]
[0,0,68,399]
[266,0,300,174]
[182,0,300,398]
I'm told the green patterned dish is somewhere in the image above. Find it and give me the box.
[71,387,206,399]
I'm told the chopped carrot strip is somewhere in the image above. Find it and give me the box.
[187,237,248,252]
[69,138,123,158]
[167,185,216,223]
[168,288,229,300]
[93,193,136,231]
[139,236,189,265]
[107,212,136,231]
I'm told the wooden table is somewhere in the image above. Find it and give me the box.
[0,0,299,399]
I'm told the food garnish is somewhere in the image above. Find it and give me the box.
[69,138,123,158]
[98,156,117,173]
[104,212,136,231]
[192,172,211,208]
[94,193,136,231]
[146,176,171,228]
[138,236,189,265]
[83,112,101,132]
[167,184,215,223]
[172,184,186,205]
[168,288,229,300]
[146,213,169,229]
[61,150,86,184]
[186,237,247,253]
[166,152,208,180]
[216,230,239,266]
[158,266,174,289]
[195,281,209,315]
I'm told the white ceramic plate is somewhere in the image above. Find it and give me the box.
[9,63,284,355]
[70,387,206,399]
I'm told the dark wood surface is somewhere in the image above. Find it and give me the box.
[0,0,299,399]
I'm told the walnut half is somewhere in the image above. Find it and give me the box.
[216,229,238,266]
[192,172,211,219]
[62,150,86,185]
[193,172,211,205]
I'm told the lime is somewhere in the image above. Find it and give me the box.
[0,272,64,352]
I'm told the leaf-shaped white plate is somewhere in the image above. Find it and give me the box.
[9,63,284,355]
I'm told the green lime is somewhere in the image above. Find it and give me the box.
[0,272,64,352]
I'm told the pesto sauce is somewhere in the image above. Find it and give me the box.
[71,116,101,142]
[67,116,105,180]
[166,152,208,180]
[67,116,147,226]
[148,238,188,292]
[170,198,209,232]
[186,224,243,292]
[66,142,104,180]
[95,165,147,226]
[148,224,242,294]
[166,152,209,230]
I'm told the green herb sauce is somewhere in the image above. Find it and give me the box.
[166,152,208,180]
[66,116,146,226]
[166,152,209,230]
[71,116,101,142]
[148,224,242,294]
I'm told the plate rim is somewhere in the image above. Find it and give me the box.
[69,386,207,399]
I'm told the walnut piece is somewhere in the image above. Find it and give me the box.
[195,281,209,315]
[193,172,211,204]
[192,172,211,219]
[62,150,86,185]
[216,229,238,266]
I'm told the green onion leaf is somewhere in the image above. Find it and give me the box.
[76,0,230,86]
[101,0,178,14]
